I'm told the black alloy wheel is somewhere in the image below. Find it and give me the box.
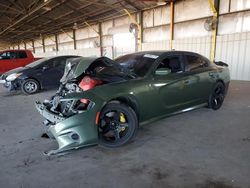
[98,102,138,147]
[209,82,225,110]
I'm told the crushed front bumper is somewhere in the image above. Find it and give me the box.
[36,101,66,124]
[35,97,103,155]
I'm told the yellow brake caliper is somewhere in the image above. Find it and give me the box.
[119,113,126,131]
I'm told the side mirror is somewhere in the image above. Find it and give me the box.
[155,68,171,76]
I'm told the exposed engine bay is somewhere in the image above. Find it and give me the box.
[44,77,101,118]
[39,57,131,124]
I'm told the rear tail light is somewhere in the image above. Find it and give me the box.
[79,76,102,91]
[79,76,102,104]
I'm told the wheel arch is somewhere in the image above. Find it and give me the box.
[107,96,140,120]
[23,77,42,89]
[208,79,226,110]
[216,79,225,86]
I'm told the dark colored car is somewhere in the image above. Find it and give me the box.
[0,55,79,94]
[35,51,230,155]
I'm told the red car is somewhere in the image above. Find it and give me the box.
[0,50,40,74]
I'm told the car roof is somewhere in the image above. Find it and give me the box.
[51,55,79,58]
[119,50,204,58]
[44,55,80,59]
[0,49,30,53]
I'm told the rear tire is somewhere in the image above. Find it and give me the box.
[208,82,225,110]
[21,79,40,95]
[98,102,138,148]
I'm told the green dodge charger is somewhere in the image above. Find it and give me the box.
[35,51,230,155]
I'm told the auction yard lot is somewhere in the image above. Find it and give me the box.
[0,81,249,188]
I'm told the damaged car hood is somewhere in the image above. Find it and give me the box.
[60,56,121,84]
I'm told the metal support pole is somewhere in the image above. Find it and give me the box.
[208,0,219,62]
[42,37,45,53]
[124,9,142,51]
[98,22,103,56]
[55,34,58,51]
[85,21,103,56]
[169,1,174,50]
[138,11,143,51]
[73,29,77,50]
[60,29,74,39]
[85,21,99,34]
[32,40,35,53]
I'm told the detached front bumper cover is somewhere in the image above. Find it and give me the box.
[35,92,105,155]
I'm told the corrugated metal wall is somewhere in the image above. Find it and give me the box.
[142,40,169,51]
[12,0,250,81]
[216,32,250,80]
[35,48,100,58]
[142,37,211,59]
[173,37,212,58]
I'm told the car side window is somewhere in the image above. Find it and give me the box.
[52,58,66,70]
[157,56,184,73]
[186,55,209,71]
[17,51,27,59]
[0,51,16,59]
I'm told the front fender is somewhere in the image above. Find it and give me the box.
[38,91,107,155]
[47,105,99,155]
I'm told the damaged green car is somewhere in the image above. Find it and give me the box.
[35,51,230,155]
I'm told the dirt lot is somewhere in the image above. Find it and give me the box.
[0,81,249,188]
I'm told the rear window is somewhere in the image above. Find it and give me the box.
[25,58,49,68]
[17,51,27,59]
[186,55,209,71]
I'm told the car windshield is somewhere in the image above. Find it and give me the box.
[115,53,158,77]
[61,57,129,83]
[25,58,49,68]
[87,58,124,76]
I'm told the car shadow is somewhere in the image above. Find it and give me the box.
[0,90,24,97]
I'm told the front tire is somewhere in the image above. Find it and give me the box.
[21,79,40,95]
[98,102,138,147]
[208,82,225,110]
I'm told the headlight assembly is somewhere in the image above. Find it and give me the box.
[6,73,22,81]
